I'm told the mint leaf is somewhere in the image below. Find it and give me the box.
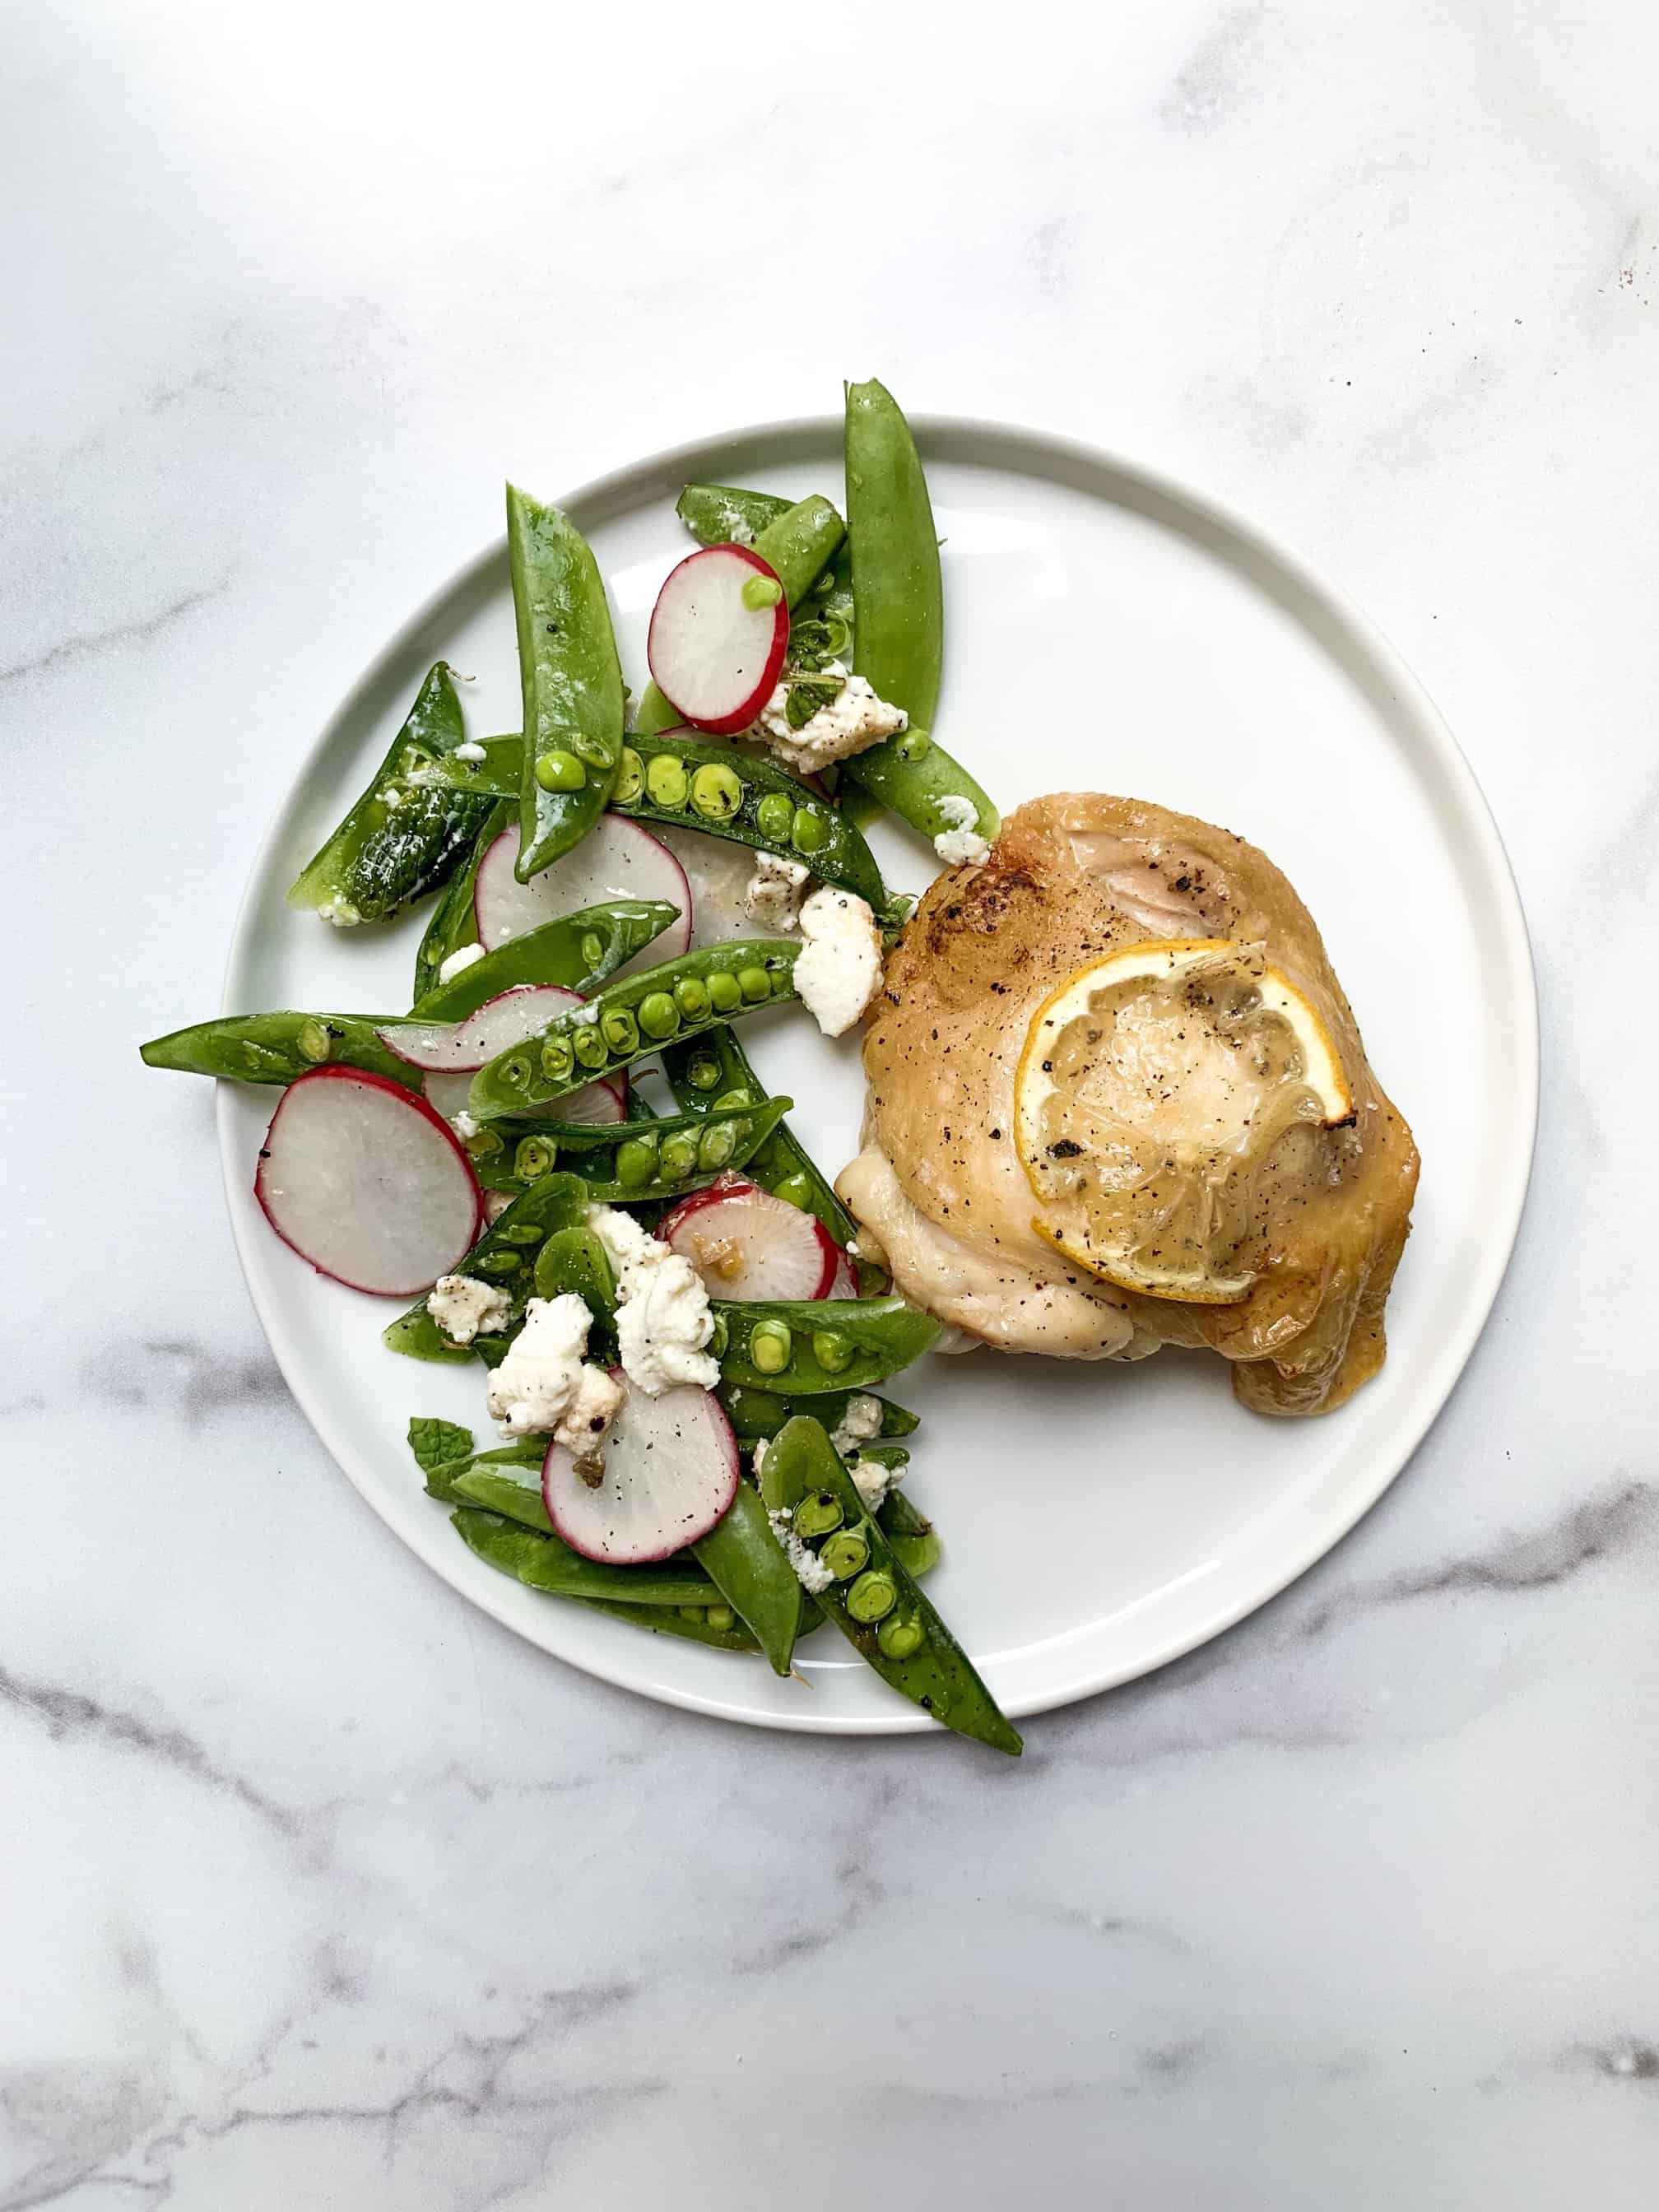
[408,1416,473,1476]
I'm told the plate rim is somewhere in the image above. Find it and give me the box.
[217,411,1540,1736]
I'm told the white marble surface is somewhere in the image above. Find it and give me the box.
[4,1,1655,2202]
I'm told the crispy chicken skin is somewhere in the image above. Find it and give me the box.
[837,793,1420,1415]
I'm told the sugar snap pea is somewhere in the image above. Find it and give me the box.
[383,1172,591,1364]
[532,1225,620,1359]
[507,486,625,880]
[141,1009,423,1090]
[452,1509,750,1633]
[287,663,498,926]
[840,380,1000,852]
[635,494,846,736]
[713,1297,940,1394]
[689,1479,807,1677]
[718,1382,918,1442]
[761,1416,1020,1754]
[411,899,679,1020]
[412,797,512,1003]
[676,486,858,721]
[465,1098,793,1206]
[468,941,800,1121]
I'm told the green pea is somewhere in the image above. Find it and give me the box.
[690,763,743,821]
[613,747,644,804]
[500,1054,532,1090]
[580,932,606,970]
[569,728,616,769]
[614,1138,658,1189]
[539,1037,574,1084]
[755,792,794,843]
[502,1222,546,1248]
[793,1489,843,1539]
[774,1172,814,1211]
[464,1126,503,1160]
[820,1529,871,1582]
[674,976,710,1021]
[601,1007,639,1056]
[571,1025,608,1070]
[534,749,586,792]
[895,727,932,763]
[659,1132,699,1180]
[791,806,830,855]
[708,971,743,1014]
[645,755,689,809]
[705,1603,737,1631]
[679,1605,706,1622]
[686,1055,722,1091]
[711,1087,754,1110]
[738,967,771,1004]
[876,1613,924,1660]
[475,1249,522,1278]
[811,1330,853,1373]
[847,1569,897,1622]
[698,1121,737,1170]
[638,992,680,1040]
[740,572,783,610]
[769,964,794,997]
[514,1136,558,1182]
[750,1320,792,1375]
[297,1019,332,1064]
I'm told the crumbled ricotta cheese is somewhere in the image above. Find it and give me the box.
[743,851,810,932]
[453,741,487,763]
[829,1395,884,1454]
[570,1004,599,1026]
[427,1272,513,1346]
[318,899,363,927]
[752,1438,769,1478]
[450,1109,481,1140]
[437,942,486,984]
[794,888,884,1038]
[383,787,403,810]
[588,1206,719,1395]
[483,1190,514,1223]
[752,661,908,774]
[768,1506,835,1594]
[849,1457,899,1512]
[932,793,992,868]
[485,1293,620,1443]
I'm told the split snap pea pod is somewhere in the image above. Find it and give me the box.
[382,1172,591,1364]
[840,380,1000,852]
[689,1479,806,1678]
[466,1098,793,1206]
[635,494,847,736]
[762,1416,1020,1754]
[718,1382,918,1442]
[660,1029,862,1252]
[288,663,499,926]
[141,1009,424,1090]
[452,1509,753,1639]
[713,1296,940,1395]
[412,797,512,1002]
[411,899,678,1021]
[507,486,625,880]
[468,941,799,1120]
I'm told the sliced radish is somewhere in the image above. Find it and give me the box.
[254,1067,482,1295]
[542,1374,739,1563]
[377,984,583,1073]
[475,816,690,959]
[827,1248,858,1299]
[647,546,790,734]
[653,823,767,949]
[422,1068,625,1126]
[658,1174,839,1301]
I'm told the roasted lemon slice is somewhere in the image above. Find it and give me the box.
[1014,938,1355,1304]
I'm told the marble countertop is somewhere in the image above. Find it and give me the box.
[6,2,1654,2203]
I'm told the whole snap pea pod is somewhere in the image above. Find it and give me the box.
[468,941,799,1121]
[840,380,1000,852]
[413,797,512,1002]
[532,1225,620,1361]
[451,1508,741,1623]
[287,663,499,927]
[141,1009,423,1090]
[713,1297,940,1394]
[660,1029,862,1253]
[635,494,846,736]
[382,1172,591,1364]
[675,483,792,544]
[415,732,885,907]
[689,1478,806,1678]
[718,1381,918,1442]
[411,899,679,1020]
[421,1438,542,1505]
[762,1416,1020,1754]
[507,486,625,880]
[469,1098,793,1206]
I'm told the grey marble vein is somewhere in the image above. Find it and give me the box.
[0,582,231,697]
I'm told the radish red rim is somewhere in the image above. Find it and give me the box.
[647,545,791,734]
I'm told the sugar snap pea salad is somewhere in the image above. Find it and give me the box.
[143,379,1018,1754]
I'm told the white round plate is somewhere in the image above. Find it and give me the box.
[220,416,1536,1736]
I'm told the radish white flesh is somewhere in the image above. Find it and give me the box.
[658,1175,839,1301]
[542,1375,739,1563]
[474,816,690,960]
[827,1248,857,1299]
[377,984,582,1073]
[255,1067,482,1295]
[653,823,766,949]
[647,546,790,734]
[423,1068,625,1126]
